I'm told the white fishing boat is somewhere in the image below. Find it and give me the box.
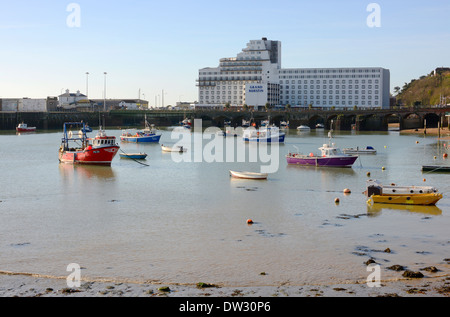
[343,146,377,155]
[229,170,268,180]
[280,121,289,129]
[243,126,285,143]
[161,144,187,152]
[297,125,311,131]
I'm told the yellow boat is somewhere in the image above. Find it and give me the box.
[367,193,443,205]
[366,179,443,206]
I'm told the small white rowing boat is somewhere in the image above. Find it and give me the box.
[229,170,268,180]
[161,145,187,152]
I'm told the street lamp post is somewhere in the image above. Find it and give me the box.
[103,72,107,111]
[86,72,89,98]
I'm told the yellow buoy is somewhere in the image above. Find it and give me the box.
[382,166,385,170]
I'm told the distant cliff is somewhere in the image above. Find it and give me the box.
[394,68,450,107]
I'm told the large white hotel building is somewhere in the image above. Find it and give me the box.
[197,38,390,109]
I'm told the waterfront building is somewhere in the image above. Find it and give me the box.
[0,98,48,112]
[58,89,87,106]
[197,38,390,109]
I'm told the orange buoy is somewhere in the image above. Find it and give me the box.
[423,178,426,182]
[444,153,448,158]
[247,219,253,224]
[334,198,340,204]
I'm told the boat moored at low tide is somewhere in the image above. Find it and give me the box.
[230,170,268,180]
[286,142,358,167]
[243,126,285,143]
[366,179,442,206]
[16,122,36,132]
[59,122,119,166]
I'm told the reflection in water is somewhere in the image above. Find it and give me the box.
[367,203,442,216]
[58,164,116,180]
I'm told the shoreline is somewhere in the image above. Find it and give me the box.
[399,127,450,139]
[1,271,449,297]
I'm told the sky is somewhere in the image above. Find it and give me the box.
[0,0,449,106]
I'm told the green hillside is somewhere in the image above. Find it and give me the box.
[394,69,450,107]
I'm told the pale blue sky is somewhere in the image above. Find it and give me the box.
[1,0,449,106]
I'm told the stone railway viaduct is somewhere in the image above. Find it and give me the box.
[1,107,449,131]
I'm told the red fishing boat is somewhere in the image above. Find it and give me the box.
[59,122,119,166]
[16,122,36,132]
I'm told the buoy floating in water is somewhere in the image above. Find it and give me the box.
[247,219,253,225]
[382,166,385,170]
[334,198,340,204]
[343,188,351,194]
[444,153,448,158]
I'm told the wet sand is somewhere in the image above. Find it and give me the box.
[400,127,450,139]
[1,271,449,297]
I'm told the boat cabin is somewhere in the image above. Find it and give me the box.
[319,144,344,157]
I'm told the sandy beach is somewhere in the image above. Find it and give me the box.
[400,127,450,139]
[1,271,449,297]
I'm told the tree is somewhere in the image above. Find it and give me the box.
[394,86,401,95]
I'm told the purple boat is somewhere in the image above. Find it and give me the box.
[286,143,358,167]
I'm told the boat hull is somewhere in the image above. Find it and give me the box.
[120,134,161,143]
[230,171,268,179]
[343,149,376,155]
[369,193,443,206]
[286,155,358,167]
[119,153,147,159]
[59,146,119,166]
[161,146,187,152]
[422,165,450,173]
[243,134,285,143]
[16,128,36,132]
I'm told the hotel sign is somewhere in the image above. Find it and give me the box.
[248,85,265,93]
[245,83,267,106]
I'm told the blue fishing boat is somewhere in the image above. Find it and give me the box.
[120,115,162,143]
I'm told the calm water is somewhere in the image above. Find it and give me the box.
[0,127,449,286]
